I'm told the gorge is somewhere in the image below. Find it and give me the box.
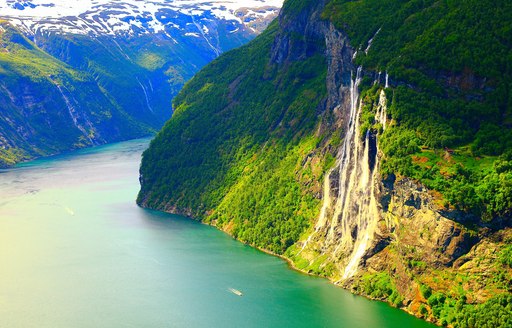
[0,138,435,328]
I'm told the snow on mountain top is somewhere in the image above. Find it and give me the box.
[0,0,282,36]
[0,0,282,19]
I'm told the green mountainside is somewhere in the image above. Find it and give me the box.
[138,0,511,326]
[0,22,154,166]
[0,17,256,167]
[325,0,512,221]
[138,20,328,253]
[0,22,169,166]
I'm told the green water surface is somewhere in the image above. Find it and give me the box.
[0,139,434,328]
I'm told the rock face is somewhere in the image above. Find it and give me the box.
[270,0,353,121]
[383,178,479,268]
[350,175,511,320]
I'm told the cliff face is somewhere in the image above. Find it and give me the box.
[138,0,511,326]
[348,176,511,324]
[270,0,353,122]
[0,69,152,165]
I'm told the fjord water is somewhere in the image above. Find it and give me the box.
[0,139,433,328]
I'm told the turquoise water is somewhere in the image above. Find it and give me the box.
[0,139,434,328]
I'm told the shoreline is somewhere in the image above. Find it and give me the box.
[0,135,155,170]
[141,203,438,327]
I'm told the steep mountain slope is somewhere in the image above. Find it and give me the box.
[138,0,511,326]
[0,22,154,165]
[0,0,282,166]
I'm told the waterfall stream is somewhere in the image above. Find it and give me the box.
[136,77,154,113]
[54,82,96,145]
[299,67,388,280]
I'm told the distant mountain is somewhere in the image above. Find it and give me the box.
[0,0,282,166]
[0,0,280,40]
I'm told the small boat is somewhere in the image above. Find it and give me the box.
[228,288,243,296]
[64,207,75,216]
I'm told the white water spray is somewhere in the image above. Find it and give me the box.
[137,77,154,113]
[300,66,388,280]
[365,28,381,55]
[376,90,387,131]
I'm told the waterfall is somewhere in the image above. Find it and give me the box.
[112,38,131,61]
[375,90,387,131]
[299,67,388,280]
[191,16,221,57]
[54,82,95,145]
[365,28,381,54]
[385,72,389,89]
[148,78,154,93]
[375,71,382,85]
[136,77,154,113]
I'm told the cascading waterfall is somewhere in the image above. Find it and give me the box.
[299,67,388,280]
[136,77,154,113]
[112,38,131,61]
[375,71,382,85]
[191,16,221,57]
[364,28,381,55]
[54,82,96,145]
[148,78,154,93]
